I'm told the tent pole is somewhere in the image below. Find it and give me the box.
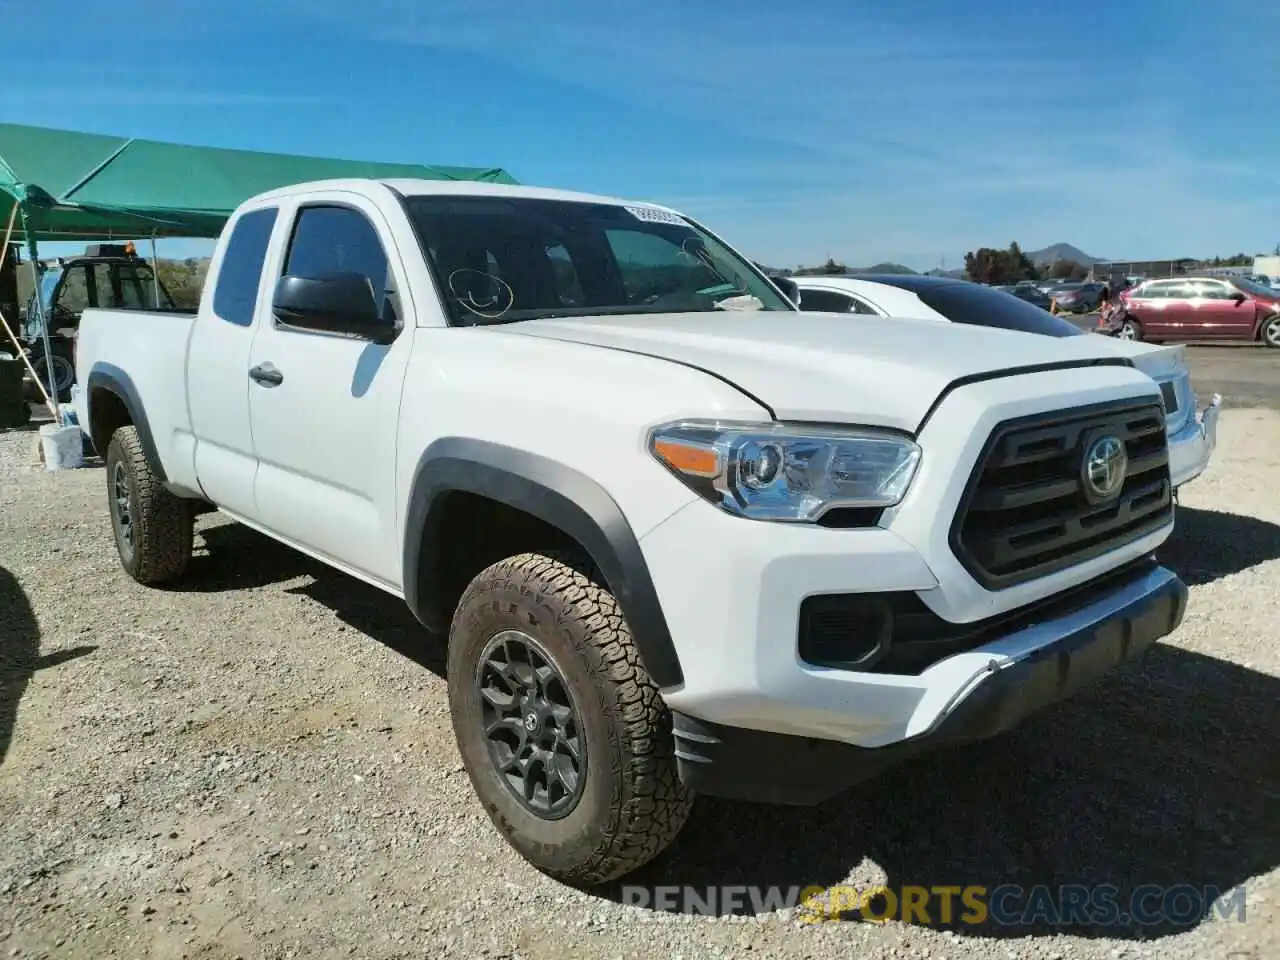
[0,203,57,418]
[20,211,61,422]
[150,233,160,306]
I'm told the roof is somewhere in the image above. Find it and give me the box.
[0,122,518,242]
[385,178,654,207]
[239,177,661,211]
[794,273,969,292]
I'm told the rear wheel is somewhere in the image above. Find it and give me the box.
[1260,314,1280,349]
[105,426,193,584]
[1116,318,1143,341]
[447,552,693,886]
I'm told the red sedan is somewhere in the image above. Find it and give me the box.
[1109,275,1280,347]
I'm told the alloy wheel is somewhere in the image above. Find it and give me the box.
[475,629,586,820]
[111,461,135,562]
[1264,315,1280,348]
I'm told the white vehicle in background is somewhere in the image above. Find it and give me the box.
[792,274,1220,491]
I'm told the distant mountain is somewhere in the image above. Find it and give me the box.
[856,262,917,275]
[787,262,921,277]
[1026,243,1100,266]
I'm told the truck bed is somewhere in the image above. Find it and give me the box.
[74,307,199,491]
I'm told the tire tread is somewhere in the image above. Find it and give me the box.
[107,426,192,584]
[451,551,693,885]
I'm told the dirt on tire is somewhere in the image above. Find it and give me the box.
[447,552,694,887]
[104,425,193,584]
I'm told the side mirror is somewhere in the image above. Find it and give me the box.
[1230,290,1248,303]
[273,273,395,343]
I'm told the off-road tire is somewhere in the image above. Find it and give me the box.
[448,552,694,886]
[105,426,193,584]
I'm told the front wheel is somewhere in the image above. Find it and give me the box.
[1260,313,1280,349]
[447,552,693,886]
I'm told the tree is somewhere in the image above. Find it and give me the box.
[962,242,1041,284]
[1049,259,1088,281]
[154,258,204,310]
[964,247,1004,284]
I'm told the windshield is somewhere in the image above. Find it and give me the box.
[401,195,793,325]
[1234,277,1278,298]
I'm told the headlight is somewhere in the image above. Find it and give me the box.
[647,420,921,522]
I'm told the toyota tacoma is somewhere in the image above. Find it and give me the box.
[73,178,1189,885]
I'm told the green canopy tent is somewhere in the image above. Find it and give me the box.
[0,121,518,241]
[0,121,517,417]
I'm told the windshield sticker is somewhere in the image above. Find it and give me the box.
[447,269,514,320]
[623,205,688,226]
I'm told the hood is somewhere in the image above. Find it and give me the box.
[497,311,1137,433]
[1085,337,1187,380]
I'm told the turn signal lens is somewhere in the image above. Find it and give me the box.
[648,420,921,523]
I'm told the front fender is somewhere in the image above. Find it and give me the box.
[402,437,684,689]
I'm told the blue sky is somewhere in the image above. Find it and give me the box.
[7,0,1278,270]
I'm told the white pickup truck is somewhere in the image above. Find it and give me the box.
[74,178,1189,885]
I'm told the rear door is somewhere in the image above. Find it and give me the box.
[1128,280,1181,337]
[187,205,280,518]
[245,191,415,588]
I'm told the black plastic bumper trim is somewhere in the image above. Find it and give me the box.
[673,565,1188,805]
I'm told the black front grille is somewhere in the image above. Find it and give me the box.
[951,397,1172,590]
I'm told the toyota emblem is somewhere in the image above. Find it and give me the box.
[1083,435,1127,501]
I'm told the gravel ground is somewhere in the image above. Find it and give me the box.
[1,410,1277,960]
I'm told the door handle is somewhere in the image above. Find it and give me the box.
[249,362,283,387]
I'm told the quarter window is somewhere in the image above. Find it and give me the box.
[1190,280,1233,300]
[212,207,278,327]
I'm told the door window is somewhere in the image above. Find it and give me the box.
[282,205,398,327]
[1188,279,1234,300]
[796,288,858,313]
[1140,281,1179,300]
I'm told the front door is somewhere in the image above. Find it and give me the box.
[1186,279,1254,339]
[246,194,414,588]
